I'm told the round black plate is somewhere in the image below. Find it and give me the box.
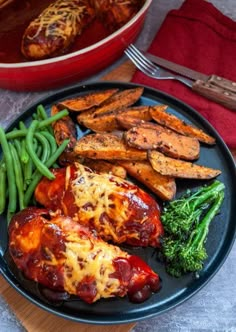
[0,82,235,325]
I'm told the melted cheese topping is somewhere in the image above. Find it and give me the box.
[27,0,89,41]
[63,232,128,301]
[70,164,137,241]
[40,216,129,301]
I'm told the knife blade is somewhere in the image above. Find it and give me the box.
[146,53,236,110]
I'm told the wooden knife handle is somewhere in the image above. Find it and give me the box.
[192,75,236,110]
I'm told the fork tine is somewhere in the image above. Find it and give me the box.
[125,44,193,87]
[124,48,154,76]
[128,44,157,71]
[125,48,155,76]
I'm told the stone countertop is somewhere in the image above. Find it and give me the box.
[0,1,235,331]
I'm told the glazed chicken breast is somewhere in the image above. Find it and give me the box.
[35,163,164,247]
[9,207,161,303]
[21,0,95,60]
[91,0,145,32]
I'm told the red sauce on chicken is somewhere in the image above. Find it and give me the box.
[9,207,161,304]
[35,163,164,247]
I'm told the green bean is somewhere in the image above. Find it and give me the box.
[24,157,33,188]
[24,139,69,206]
[13,139,27,184]
[9,143,25,211]
[20,139,29,164]
[19,121,27,130]
[37,104,48,120]
[33,136,38,152]
[6,109,69,140]
[0,127,17,214]
[14,139,22,157]
[38,109,69,129]
[0,108,70,213]
[37,105,54,135]
[36,144,42,158]
[40,131,57,154]
[6,129,27,140]
[34,132,51,163]
[0,160,6,214]
[23,133,48,186]
[26,120,54,180]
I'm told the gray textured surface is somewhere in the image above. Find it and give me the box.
[0,1,235,331]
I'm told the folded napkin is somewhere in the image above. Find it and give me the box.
[132,0,236,149]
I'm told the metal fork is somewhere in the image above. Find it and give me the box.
[124,44,192,88]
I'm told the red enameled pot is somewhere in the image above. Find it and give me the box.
[0,0,152,91]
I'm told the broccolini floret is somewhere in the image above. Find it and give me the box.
[161,181,225,277]
[161,181,225,238]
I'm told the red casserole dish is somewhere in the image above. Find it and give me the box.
[0,0,152,91]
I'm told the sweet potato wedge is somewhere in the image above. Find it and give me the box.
[77,87,144,123]
[83,159,127,179]
[148,150,221,179]
[91,87,144,115]
[57,89,118,112]
[150,106,216,145]
[51,105,77,151]
[116,105,168,130]
[74,133,147,160]
[124,126,200,160]
[118,160,176,201]
[51,105,80,166]
[77,106,153,132]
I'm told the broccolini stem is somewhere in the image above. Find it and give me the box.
[189,190,225,251]
[190,181,225,210]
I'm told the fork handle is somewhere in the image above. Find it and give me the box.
[192,75,236,110]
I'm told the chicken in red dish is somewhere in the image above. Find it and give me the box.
[21,0,95,60]
[91,0,145,32]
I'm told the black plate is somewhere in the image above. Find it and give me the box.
[0,82,235,325]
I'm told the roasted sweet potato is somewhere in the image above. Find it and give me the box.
[116,114,149,130]
[124,126,200,160]
[57,89,118,112]
[118,160,176,201]
[83,159,127,179]
[148,150,221,179]
[92,87,144,115]
[150,106,216,145]
[115,105,168,130]
[77,106,153,132]
[51,105,81,165]
[74,133,147,160]
[77,87,144,123]
[51,104,77,153]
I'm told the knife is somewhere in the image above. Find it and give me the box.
[146,53,236,110]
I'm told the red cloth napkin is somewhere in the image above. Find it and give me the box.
[132,0,236,148]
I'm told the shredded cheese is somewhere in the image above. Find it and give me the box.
[63,234,128,301]
[71,164,137,241]
[36,216,129,301]
[26,0,90,41]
